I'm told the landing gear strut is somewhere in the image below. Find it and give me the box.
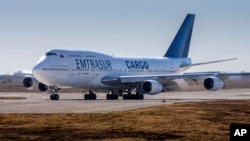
[84,89,97,100]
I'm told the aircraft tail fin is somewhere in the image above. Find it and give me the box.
[164,14,195,58]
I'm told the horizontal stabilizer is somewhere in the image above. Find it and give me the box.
[181,58,237,68]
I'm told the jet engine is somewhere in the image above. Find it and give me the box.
[203,76,224,91]
[23,77,48,92]
[141,80,163,95]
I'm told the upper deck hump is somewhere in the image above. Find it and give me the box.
[46,49,113,58]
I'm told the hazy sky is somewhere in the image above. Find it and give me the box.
[0,0,250,74]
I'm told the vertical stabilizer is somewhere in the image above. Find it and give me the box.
[164,14,195,58]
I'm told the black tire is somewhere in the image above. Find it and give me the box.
[127,94,131,100]
[115,94,118,100]
[89,94,96,100]
[110,94,118,100]
[50,94,54,100]
[135,94,140,100]
[106,94,110,100]
[131,94,136,100]
[140,94,144,100]
[123,94,127,100]
[54,94,59,100]
[84,94,89,100]
[89,94,93,100]
[93,94,97,100]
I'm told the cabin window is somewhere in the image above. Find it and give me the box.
[46,52,57,56]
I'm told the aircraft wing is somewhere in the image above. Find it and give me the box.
[101,72,250,85]
[180,58,237,68]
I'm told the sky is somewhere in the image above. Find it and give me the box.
[0,0,250,74]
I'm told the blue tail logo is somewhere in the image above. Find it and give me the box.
[164,14,195,58]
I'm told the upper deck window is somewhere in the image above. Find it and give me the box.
[46,52,57,56]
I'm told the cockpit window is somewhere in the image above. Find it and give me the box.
[46,52,57,56]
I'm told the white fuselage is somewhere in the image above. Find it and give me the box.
[32,49,192,89]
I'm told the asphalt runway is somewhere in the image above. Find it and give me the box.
[0,89,250,113]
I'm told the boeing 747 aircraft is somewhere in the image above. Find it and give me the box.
[23,14,250,100]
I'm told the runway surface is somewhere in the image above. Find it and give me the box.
[0,89,250,113]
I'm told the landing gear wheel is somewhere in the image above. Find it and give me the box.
[84,94,88,100]
[84,94,97,100]
[135,94,140,99]
[139,94,144,100]
[123,94,144,100]
[89,94,96,100]
[92,94,97,100]
[123,94,127,100]
[84,89,97,100]
[54,94,59,100]
[131,94,136,99]
[106,94,118,100]
[106,94,110,100]
[124,94,129,100]
[114,94,118,100]
[50,94,59,100]
[50,94,54,100]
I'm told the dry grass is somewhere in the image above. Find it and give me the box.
[0,100,250,141]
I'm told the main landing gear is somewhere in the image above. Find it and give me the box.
[83,89,120,100]
[122,89,144,100]
[84,89,97,100]
[123,94,144,100]
[107,89,144,100]
[106,90,119,100]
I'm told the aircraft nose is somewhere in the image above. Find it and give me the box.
[32,63,42,78]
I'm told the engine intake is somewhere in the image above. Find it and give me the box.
[38,83,48,92]
[23,77,48,92]
[142,80,163,95]
[204,76,224,91]
[23,77,33,88]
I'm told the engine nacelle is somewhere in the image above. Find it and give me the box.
[141,80,163,95]
[203,76,224,91]
[23,77,48,92]
[23,77,33,88]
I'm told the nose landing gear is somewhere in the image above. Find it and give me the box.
[50,86,60,100]
[50,93,60,100]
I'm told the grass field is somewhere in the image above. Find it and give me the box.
[0,100,250,141]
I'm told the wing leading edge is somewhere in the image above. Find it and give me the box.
[180,58,237,68]
[101,72,250,85]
